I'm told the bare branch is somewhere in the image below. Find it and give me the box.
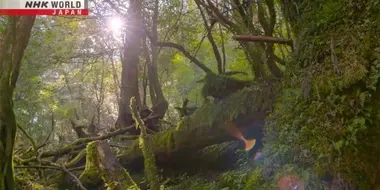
[233,35,293,46]
[195,0,223,73]
[15,165,84,172]
[200,0,239,30]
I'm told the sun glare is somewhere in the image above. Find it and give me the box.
[107,16,124,38]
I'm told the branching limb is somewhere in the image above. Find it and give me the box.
[195,0,223,73]
[200,0,239,30]
[154,42,213,73]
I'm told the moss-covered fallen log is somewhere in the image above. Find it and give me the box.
[118,86,274,171]
[21,85,274,190]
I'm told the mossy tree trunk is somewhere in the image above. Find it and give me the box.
[0,16,35,190]
[269,0,380,188]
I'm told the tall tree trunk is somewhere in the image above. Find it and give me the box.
[0,16,35,190]
[116,0,143,129]
[148,0,168,118]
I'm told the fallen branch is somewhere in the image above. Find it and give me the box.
[118,86,273,172]
[15,165,84,172]
[21,123,136,164]
[233,35,293,46]
[15,165,62,171]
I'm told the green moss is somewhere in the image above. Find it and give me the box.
[197,142,233,163]
[175,119,184,130]
[65,149,86,168]
[79,142,102,188]
[139,135,159,190]
[178,85,274,131]
[140,85,273,157]
[15,170,55,190]
[130,97,159,190]
[267,0,380,188]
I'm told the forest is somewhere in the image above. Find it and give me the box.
[0,0,380,189]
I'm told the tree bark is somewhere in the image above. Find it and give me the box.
[116,0,143,130]
[142,0,171,119]
[0,16,35,190]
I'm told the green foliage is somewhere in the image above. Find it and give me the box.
[244,167,267,190]
[218,170,248,189]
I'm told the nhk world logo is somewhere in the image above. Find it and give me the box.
[0,0,88,16]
